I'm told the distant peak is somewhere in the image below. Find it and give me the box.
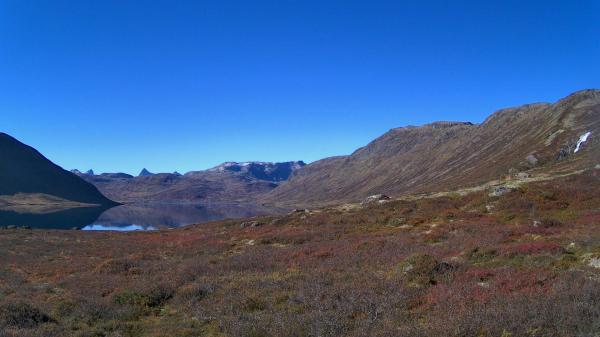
[70,169,95,175]
[186,161,306,182]
[138,168,154,177]
[208,161,305,172]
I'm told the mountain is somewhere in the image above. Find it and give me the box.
[265,89,600,206]
[78,161,305,203]
[71,169,95,176]
[0,133,117,206]
[193,161,306,181]
[138,168,154,177]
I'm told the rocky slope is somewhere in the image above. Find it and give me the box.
[265,89,600,206]
[0,133,117,206]
[77,161,305,203]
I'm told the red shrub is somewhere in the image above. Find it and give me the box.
[500,241,563,256]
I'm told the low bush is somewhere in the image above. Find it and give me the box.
[113,283,174,312]
[501,242,564,256]
[466,246,498,264]
[396,254,455,286]
[174,282,214,305]
[0,301,52,329]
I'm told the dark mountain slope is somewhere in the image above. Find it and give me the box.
[0,133,117,206]
[266,90,600,206]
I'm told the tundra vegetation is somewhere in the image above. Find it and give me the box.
[1,170,600,337]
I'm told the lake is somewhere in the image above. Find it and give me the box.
[0,202,282,230]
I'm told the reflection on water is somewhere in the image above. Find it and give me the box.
[0,202,282,230]
[82,224,156,231]
[0,206,109,230]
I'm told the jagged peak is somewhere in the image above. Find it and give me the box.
[138,168,154,177]
[207,161,305,172]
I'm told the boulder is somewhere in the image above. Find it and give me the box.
[362,194,391,205]
[516,172,531,179]
[288,208,309,215]
[387,217,407,226]
[488,186,514,197]
[526,154,538,166]
[588,257,600,269]
[240,221,262,228]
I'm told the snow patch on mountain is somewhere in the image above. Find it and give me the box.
[574,132,591,153]
[199,161,306,181]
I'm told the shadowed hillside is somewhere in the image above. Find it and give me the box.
[0,133,117,206]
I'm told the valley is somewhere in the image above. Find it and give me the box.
[1,89,599,337]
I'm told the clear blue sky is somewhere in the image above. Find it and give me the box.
[1,1,598,175]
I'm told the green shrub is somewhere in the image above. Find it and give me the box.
[244,297,267,312]
[396,253,454,286]
[553,253,579,270]
[53,299,77,319]
[466,247,498,264]
[175,283,212,304]
[387,217,407,226]
[113,284,174,309]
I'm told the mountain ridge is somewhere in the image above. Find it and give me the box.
[263,89,599,206]
[76,161,306,203]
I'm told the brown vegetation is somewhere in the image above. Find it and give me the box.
[1,170,600,336]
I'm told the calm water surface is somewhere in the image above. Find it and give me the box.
[0,202,281,230]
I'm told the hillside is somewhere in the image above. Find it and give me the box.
[266,89,600,206]
[0,133,117,206]
[77,161,305,203]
